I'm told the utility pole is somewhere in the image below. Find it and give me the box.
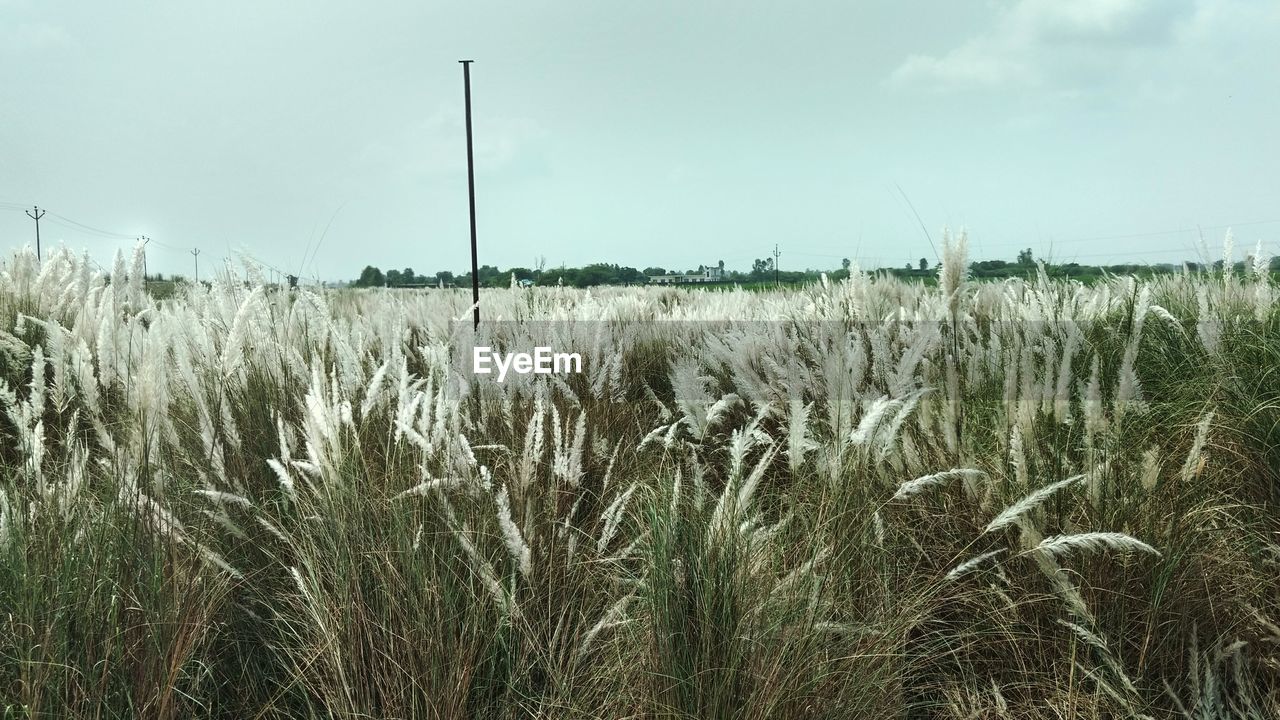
[773,244,781,286]
[460,59,480,330]
[140,236,150,285]
[25,206,45,261]
[191,248,201,284]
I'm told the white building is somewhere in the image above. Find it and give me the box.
[649,264,725,285]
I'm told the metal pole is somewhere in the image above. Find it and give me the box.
[460,59,480,330]
[26,206,45,261]
[191,248,201,284]
[140,236,150,285]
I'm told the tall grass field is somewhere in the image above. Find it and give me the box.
[2,233,1278,718]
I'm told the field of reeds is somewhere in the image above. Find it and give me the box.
[2,233,1278,719]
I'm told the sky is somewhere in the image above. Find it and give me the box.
[2,0,1278,281]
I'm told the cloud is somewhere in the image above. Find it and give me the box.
[355,104,546,180]
[887,0,1195,92]
[1,21,73,54]
[890,41,1037,90]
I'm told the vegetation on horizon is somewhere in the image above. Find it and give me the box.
[350,244,1280,289]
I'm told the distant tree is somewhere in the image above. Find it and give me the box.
[436,270,454,286]
[919,257,929,271]
[1017,248,1034,267]
[385,269,403,286]
[355,265,385,287]
[842,258,851,272]
[643,267,666,277]
[905,262,913,270]
[576,263,616,287]
[402,267,417,285]
[718,260,725,272]
[617,266,645,284]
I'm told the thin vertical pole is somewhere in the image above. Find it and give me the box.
[460,59,480,330]
[26,206,45,261]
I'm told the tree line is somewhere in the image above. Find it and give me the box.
[350,249,1280,289]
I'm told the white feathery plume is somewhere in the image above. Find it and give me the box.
[577,592,636,659]
[0,486,11,550]
[1195,284,1220,354]
[876,387,930,459]
[937,227,969,321]
[786,397,817,474]
[1222,228,1235,284]
[1181,411,1214,484]
[598,482,638,554]
[193,489,254,508]
[890,468,984,502]
[985,474,1085,534]
[703,392,741,432]
[1252,239,1269,278]
[1147,304,1181,327]
[1032,549,1095,624]
[453,521,517,619]
[1052,325,1080,423]
[255,516,290,544]
[360,359,390,419]
[850,395,897,447]
[945,549,1006,580]
[1057,620,1140,698]
[394,476,462,498]
[1035,532,1161,559]
[708,442,779,542]
[1081,356,1105,443]
[495,485,532,579]
[637,423,669,452]
[1009,425,1029,490]
[1140,447,1161,491]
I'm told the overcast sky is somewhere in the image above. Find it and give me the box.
[2,0,1277,280]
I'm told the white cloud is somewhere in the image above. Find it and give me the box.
[890,41,1038,90]
[1,21,73,54]
[887,0,1196,92]
[355,104,546,179]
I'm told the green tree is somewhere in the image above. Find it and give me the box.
[355,265,385,287]
[919,257,929,271]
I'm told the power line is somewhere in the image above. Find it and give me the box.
[45,211,136,239]
[894,184,938,262]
